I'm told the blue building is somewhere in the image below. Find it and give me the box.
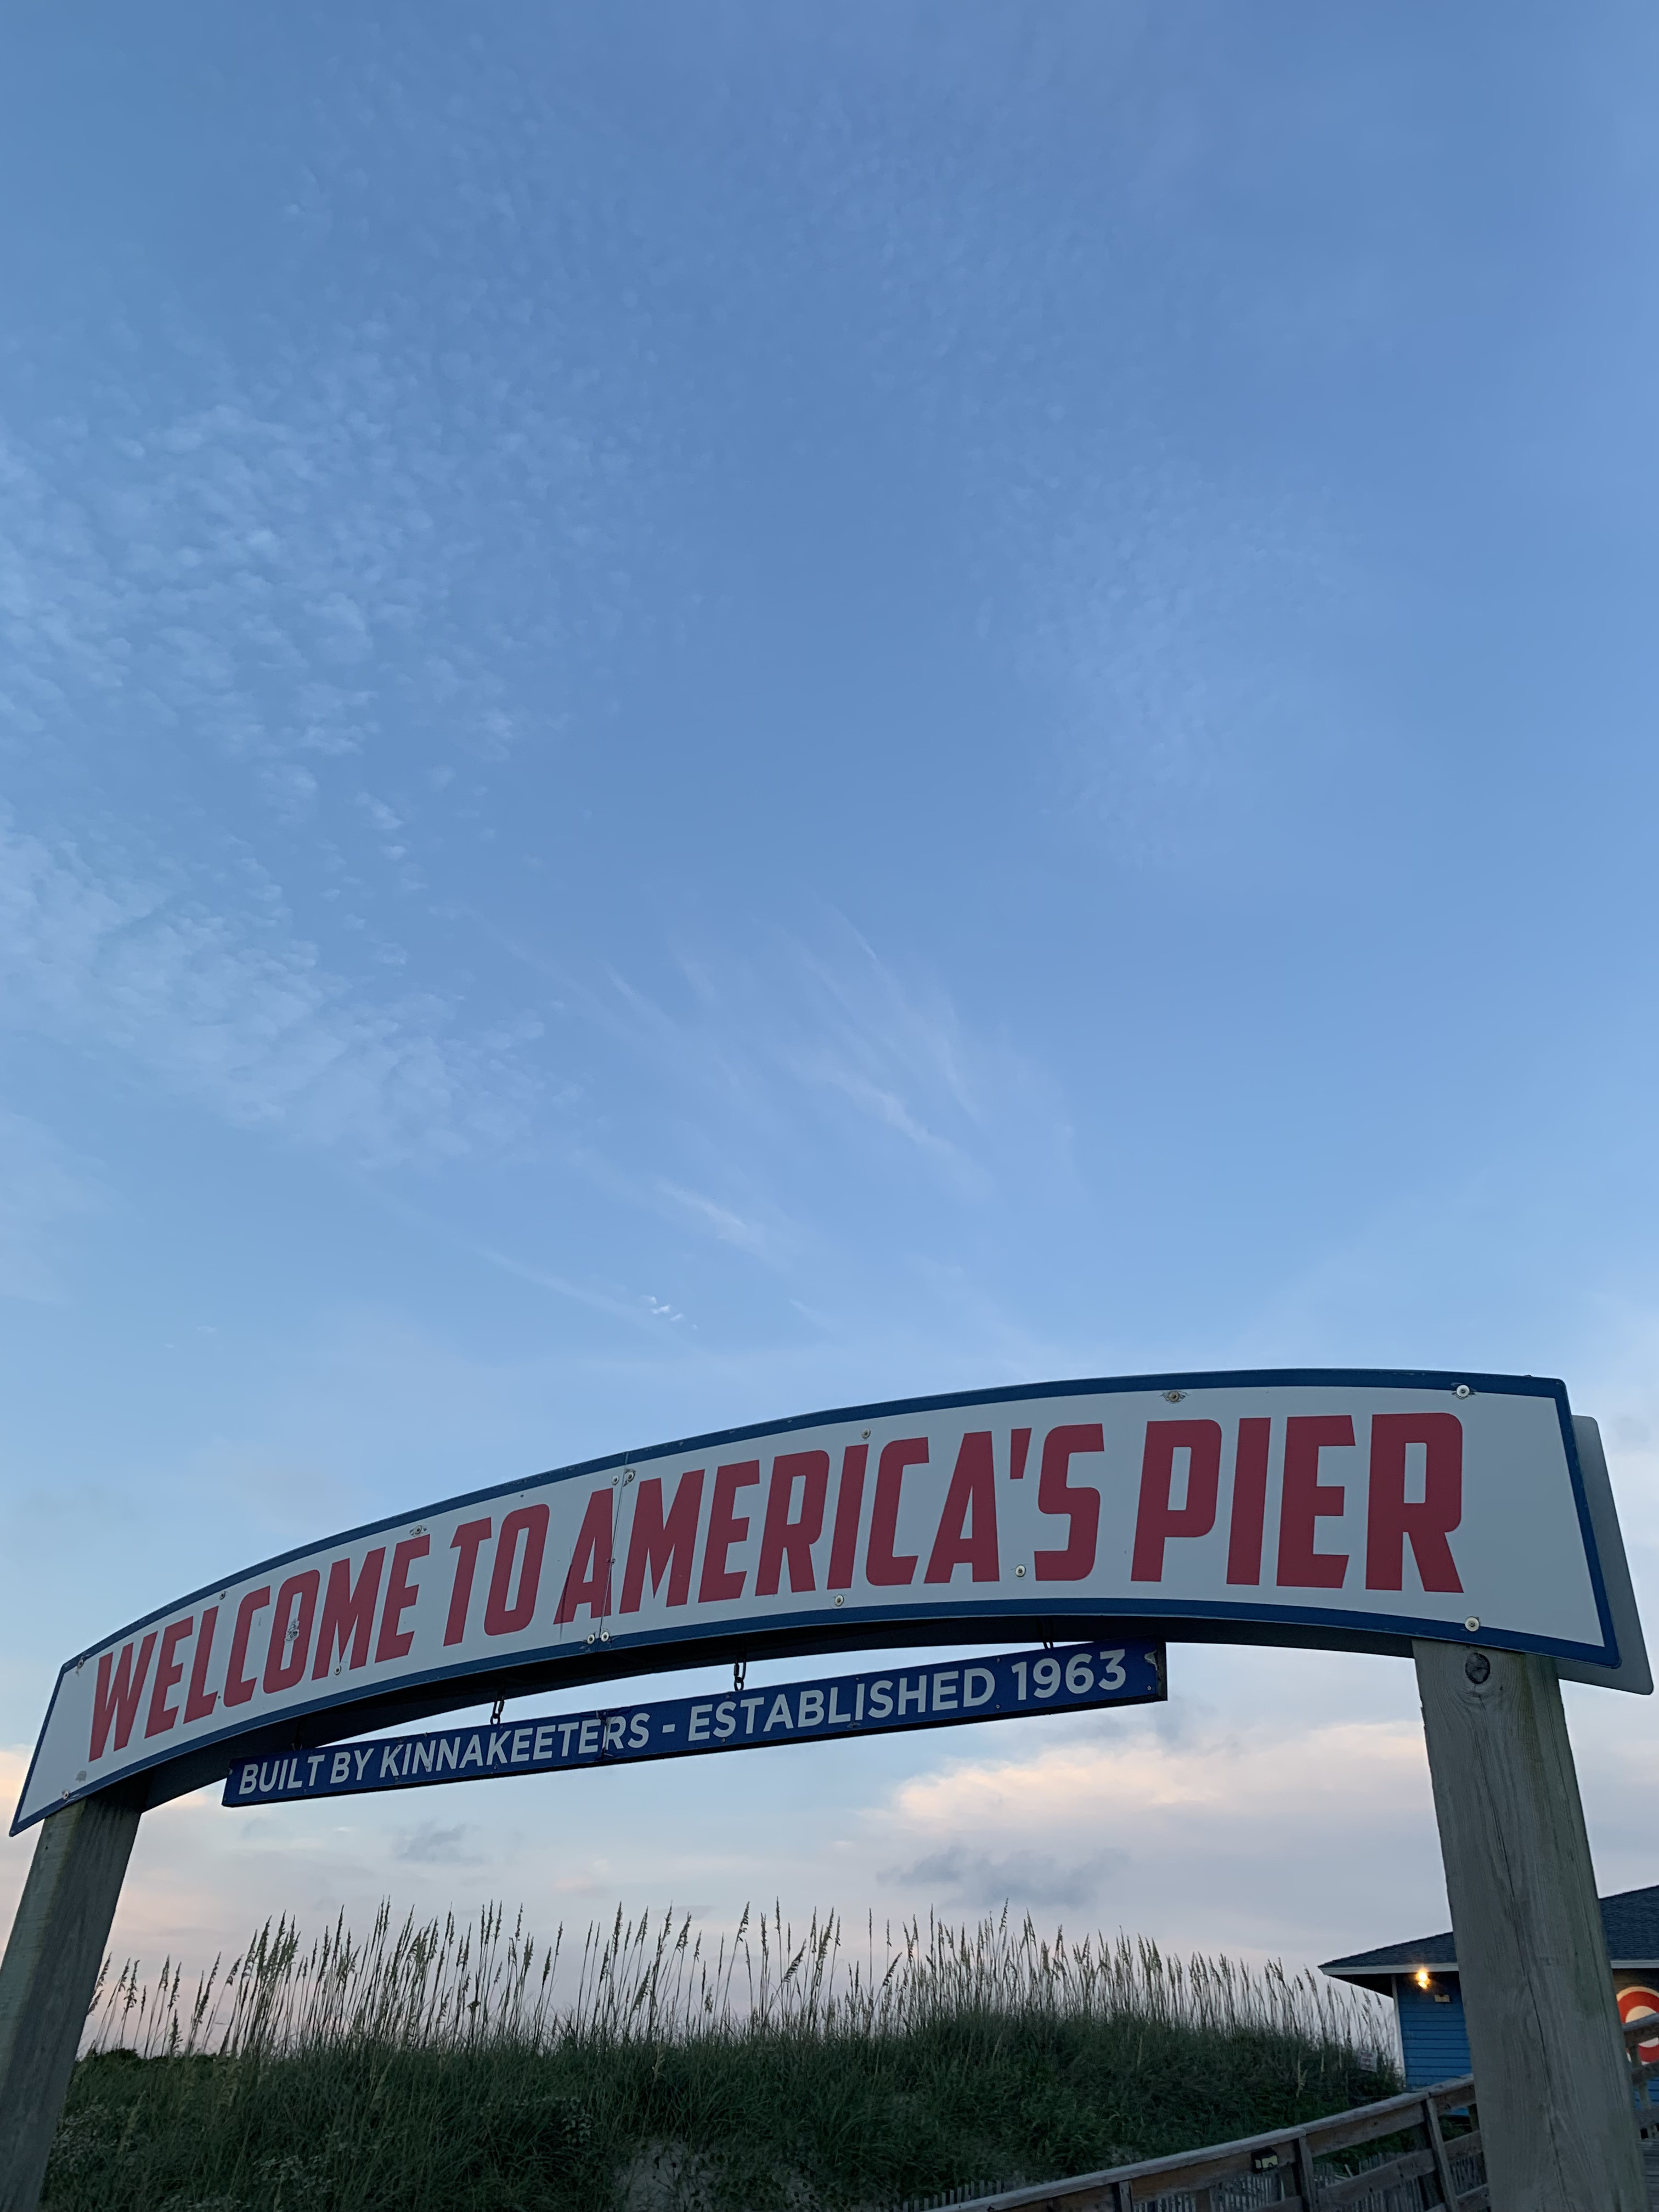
[1322,1883,1659,2089]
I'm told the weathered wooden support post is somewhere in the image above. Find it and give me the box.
[0,1790,142,2212]
[1415,1638,1645,2210]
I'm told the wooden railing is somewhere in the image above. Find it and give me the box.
[926,2079,1484,2211]
[901,2012,1659,2210]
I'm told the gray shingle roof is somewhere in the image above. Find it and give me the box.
[1322,1883,1659,1988]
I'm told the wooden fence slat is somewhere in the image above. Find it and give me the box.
[1420,2090,1464,2208]
[1316,2143,1438,2204]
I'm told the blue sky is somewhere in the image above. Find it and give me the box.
[5,2,1659,1979]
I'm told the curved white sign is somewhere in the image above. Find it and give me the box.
[12,1369,1622,1831]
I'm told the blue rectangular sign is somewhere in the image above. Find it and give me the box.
[222,1641,1164,1808]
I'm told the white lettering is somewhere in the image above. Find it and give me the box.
[602,1715,625,1750]
[380,1743,404,1779]
[764,1693,793,1732]
[964,1667,995,1708]
[534,1725,555,1760]
[511,1728,532,1763]
[578,1718,600,1755]
[713,1699,736,1740]
[797,1688,824,1726]
[827,1686,851,1724]
[629,1712,649,1748]
[689,1703,712,1743]
[353,1747,374,1780]
[437,1736,459,1771]
[460,1734,483,1769]
[896,1677,926,1717]
[868,1679,893,1719]
[486,1730,511,1768]
[411,1740,435,1774]
[932,1671,959,1712]
[238,1764,258,1796]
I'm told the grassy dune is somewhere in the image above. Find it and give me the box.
[46,1903,1400,2211]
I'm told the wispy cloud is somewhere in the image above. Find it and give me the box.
[888,1842,1126,1910]
[0,812,539,1167]
[395,1821,482,1867]
[565,919,1074,1245]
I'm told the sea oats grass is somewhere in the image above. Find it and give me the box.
[45,1903,1398,2211]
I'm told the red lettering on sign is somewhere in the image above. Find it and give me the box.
[1009,1427,1031,1480]
[444,1519,493,1646]
[1225,1419,1272,1586]
[1365,1413,1463,1593]
[263,1572,321,1694]
[223,1588,270,1707]
[487,1504,551,1633]
[827,1444,867,1589]
[621,1470,704,1611]
[144,1617,194,1737]
[1277,1416,1352,1589]
[699,1463,760,1603]
[924,1431,1000,1583]
[866,1438,928,1587]
[1034,1424,1103,1581]
[313,1549,387,1678]
[376,1537,429,1662]
[183,1604,220,1723]
[757,1451,830,1596]
[1131,1421,1221,1582]
[556,1493,614,1624]
[90,1634,157,1761]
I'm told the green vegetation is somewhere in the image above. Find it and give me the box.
[46,1902,1400,2211]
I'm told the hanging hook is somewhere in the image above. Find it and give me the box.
[733,1658,747,1694]
[489,1697,504,1726]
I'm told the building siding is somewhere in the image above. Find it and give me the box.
[1395,1976,1470,2088]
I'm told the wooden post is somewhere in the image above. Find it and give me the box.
[1415,1638,1644,2210]
[0,1791,142,2212]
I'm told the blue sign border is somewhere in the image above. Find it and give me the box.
[14,1369,1613,1835]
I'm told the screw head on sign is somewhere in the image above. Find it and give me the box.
[1163,1390,1186,1403]
[862,1430,870,1441]
[1015,1565,1026,1577]
[1455,1384,1472,1398]
[834,1595,844,1606]
[585,1633,596,1645]
[600,1632,611,1642]
[1464,1616,1480,1632]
